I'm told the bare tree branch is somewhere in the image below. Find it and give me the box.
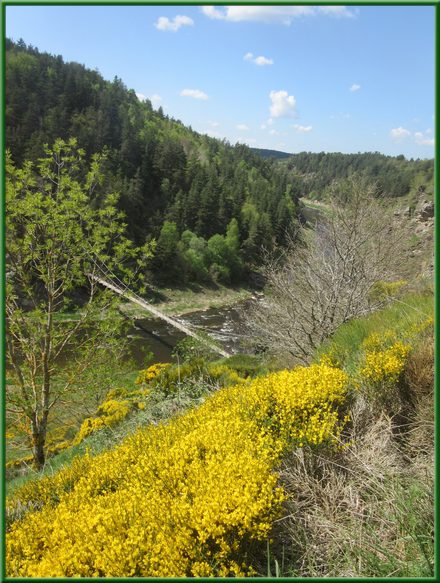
[243,178,407,365]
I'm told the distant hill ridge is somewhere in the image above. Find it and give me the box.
[254,148,434,201]
[251,148,292,160]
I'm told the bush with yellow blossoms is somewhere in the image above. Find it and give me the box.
[7,363,348,577]
[361,332,411,386]
[137,359,247,399]
[135,362,171,385]
[368,279,407,303]
[362,342,410,386]
[73,398,132,445]
[359,331,412,415]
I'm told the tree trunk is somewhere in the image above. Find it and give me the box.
[31,415,47,470]
[33,292,52,470]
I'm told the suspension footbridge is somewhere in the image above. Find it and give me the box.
[89,266,232,359]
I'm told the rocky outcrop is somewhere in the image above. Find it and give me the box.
[391,193,434,281]
[419,201,434,221]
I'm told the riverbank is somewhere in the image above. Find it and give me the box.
[119,284,257,319]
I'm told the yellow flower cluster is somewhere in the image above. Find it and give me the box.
[361,339,410,385]
[135,362,171,385]
[6,455,34,471]
[362,331,397,352]
[319,352,342,368]
[73,398,131,445]
[135,360,248,398]
[239,365,348,448]
[8,454,92,512]
[7,364,348,577]
[369,279,407,302]
[202,363,247,386]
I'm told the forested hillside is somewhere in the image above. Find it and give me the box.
[251,148,292,160]
[280,151,434,200]
[6,39,298,284]
[7,39,434,284]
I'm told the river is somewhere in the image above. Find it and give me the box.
[125,203,322,367]
[126,302,250,366]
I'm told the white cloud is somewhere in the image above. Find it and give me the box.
[390,126,434,146]
[137,93,163,108]
[205,130,222,139]
[269,129,280,136]
[255,55,273,66]
[201,6,224,20]
[155,15,194,32]
[319,6,356,18]
[150,94,163,105]
[202,6,355,25]
[207,120,220,128]
[293,124,313,133]
[269,90,296,118]
[414,131,434,146]
[237,124,250,131]
[244,52,273,66]
[234,137,257,146]
[180,88,208,100]
[350,83,361,92]
[390,126,411,140]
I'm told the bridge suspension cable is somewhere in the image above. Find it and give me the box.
[87,258,231,359]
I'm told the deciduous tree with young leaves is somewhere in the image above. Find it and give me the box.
[6,138,153,468]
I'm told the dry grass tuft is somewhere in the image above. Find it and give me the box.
[404,333,434,401]
[403,332,434,459]
[273,397,433,577]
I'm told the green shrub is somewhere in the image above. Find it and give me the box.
[216,354,271,377]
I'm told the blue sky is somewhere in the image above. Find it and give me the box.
[6,4,435,158]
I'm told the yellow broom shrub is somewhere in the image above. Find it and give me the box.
[7,364,348,577]
[73,398,132,445]
[361,332,411,386]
